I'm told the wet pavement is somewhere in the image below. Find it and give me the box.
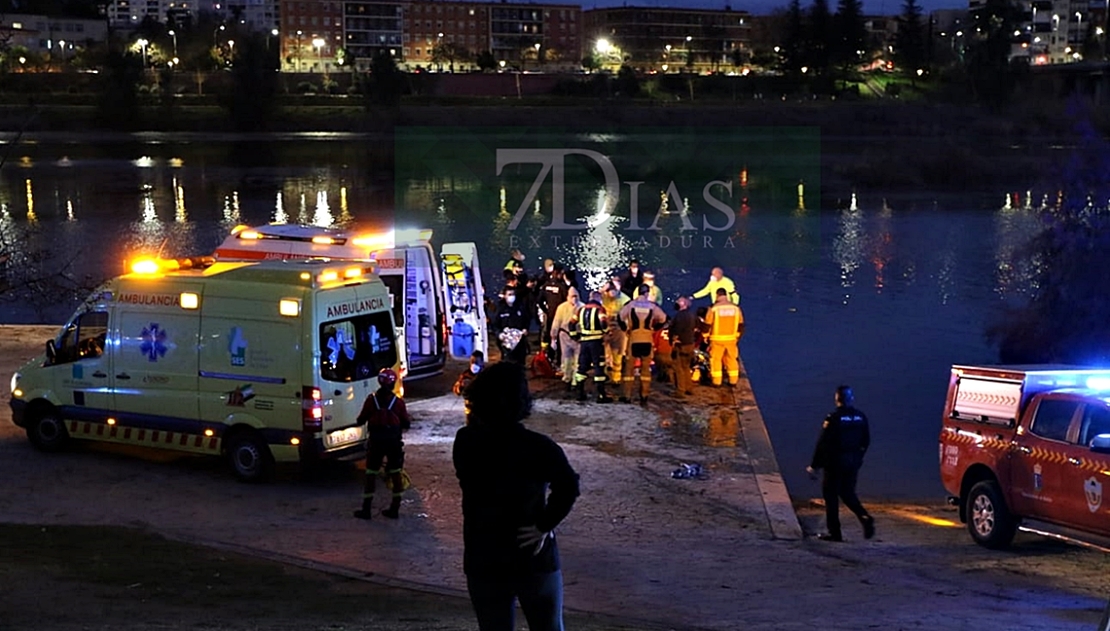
[2,325,1109,629]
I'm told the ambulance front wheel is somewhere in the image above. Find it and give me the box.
[966,480,1016,549]
[226,430,274,482]
[26,407,69,452]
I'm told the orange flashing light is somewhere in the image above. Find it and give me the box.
[240,230,260,240]
[312,236,336,245]
[344,267,363,279]
[132,259,160,274]
[318,270,339,283]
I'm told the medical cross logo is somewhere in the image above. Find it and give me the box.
[140,323,168,362]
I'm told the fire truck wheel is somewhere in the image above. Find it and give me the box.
[226,430,274,483]
[966,480,1016,549]
[26,408,70,453]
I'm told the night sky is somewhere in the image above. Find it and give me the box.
[580,0,969,17]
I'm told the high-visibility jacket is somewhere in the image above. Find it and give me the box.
[693,276,739,305]
[574,303,607,341]
[705,299,743,342]
[618,298,668,346]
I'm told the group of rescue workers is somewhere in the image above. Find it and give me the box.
[490,250,745,405]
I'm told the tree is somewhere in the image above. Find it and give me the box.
[362,49,404,107]
[987,107,1110,364]
[580,52,600,73]
[965,0,1027,106]
[779,0,806,77]
[894,0,927,78]
[832,0,867,74]
[219,33,278,131]
[94,50,142,130]
[805,0,833,75]
[476,50,497,72]
[615,64,640,97]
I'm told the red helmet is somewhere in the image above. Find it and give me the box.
[377,368,397,388]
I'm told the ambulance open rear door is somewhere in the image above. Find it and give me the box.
[440,243,487,361]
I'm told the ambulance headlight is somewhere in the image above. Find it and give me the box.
[10,371,21,396]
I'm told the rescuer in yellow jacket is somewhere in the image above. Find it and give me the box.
[703,287,744,387]
[693,267,739,305]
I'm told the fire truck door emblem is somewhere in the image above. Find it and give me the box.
[1085,477,1102,513]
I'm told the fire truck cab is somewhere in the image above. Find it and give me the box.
[214,224,487,380]
[940,364,1110,550]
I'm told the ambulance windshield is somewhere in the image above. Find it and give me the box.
[319,312,398,383]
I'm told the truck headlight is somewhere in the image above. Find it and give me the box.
[11,371,21,397]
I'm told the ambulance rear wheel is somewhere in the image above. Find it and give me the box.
[27,408,69,452]
[967,480,1016,549]
[226,431,274,482]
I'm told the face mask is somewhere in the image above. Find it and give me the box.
[506,296,516,305]
[630,267,638,274]
[545,265,553,273]
[470,363,482,374]
[645,280,654,287]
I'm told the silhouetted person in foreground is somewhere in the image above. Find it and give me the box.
[454,362,581,631]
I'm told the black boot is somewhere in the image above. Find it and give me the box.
[597,383,614,404]
[353,497,373,520]
[381,495,401,519]
[576,381,587,402]
[861,514,875,540]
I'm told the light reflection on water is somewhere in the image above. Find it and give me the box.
[0,141,1055,499]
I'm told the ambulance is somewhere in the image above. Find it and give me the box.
[213,224,487,380]
[9,256,401,481]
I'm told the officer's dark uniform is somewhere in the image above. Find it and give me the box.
[572,299,612,403]
[539,273,569,347]
[810,390,874,541]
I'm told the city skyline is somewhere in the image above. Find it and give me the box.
[579,0,969,16]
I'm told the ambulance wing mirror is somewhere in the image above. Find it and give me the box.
[45,339,57,364]
[1091,434,1110,454]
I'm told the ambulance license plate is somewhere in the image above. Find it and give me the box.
[326,425,364,448]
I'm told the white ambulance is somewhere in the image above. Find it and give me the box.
[213,223,487,379]
[9,256,401,481]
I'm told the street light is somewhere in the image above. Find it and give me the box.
[168,29,177,58]
[534,42,541,70]
[296,30,303,72]
[213,24,225,47]
[312,36,325,73]
[137,37,148,68]
[227,39,235,65]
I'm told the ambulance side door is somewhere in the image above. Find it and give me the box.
[113,305,200,426]
[440,242,488,360]
[51,310,113,417]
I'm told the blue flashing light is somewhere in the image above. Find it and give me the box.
[1087,376,1110,390]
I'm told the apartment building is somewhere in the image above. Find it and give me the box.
[0,13,109,58]
[582,5,751,73]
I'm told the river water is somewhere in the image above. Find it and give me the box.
[0,132,1049,501]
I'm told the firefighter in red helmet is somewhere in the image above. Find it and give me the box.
[354,368,413,520]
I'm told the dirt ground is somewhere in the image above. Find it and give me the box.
[3,324,1110,630]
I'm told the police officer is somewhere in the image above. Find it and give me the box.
[703,287,743,387]
[539,265,569,348]
[807,385,875,542]
[572,291,613,403]
[618,284,668,405]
